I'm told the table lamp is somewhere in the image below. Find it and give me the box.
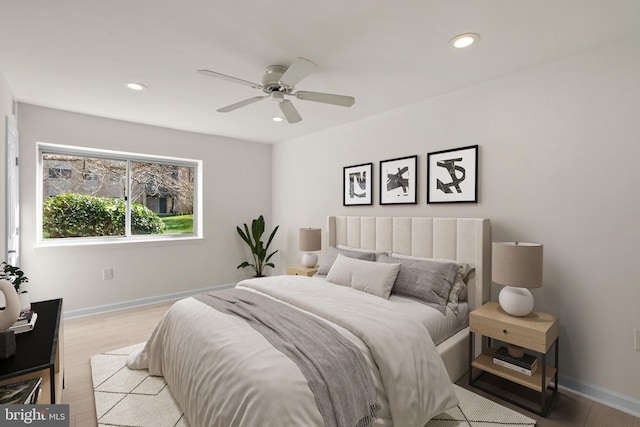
[299,228,321,268]
[492,241,543,317]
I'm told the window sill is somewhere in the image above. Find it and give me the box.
[35,234,204,249]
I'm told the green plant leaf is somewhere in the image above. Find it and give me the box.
[243,223,256,250]
[264,250,278,265]
[236,226,252,247]
[237,261,253,269]
[265,225,279,252]
[251,216,265,246]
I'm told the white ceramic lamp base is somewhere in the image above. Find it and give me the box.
[0,280,20,331]
[499,286,534,317]
[301,252,318,268]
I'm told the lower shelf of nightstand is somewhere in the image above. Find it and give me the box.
[472,349,557,392]
[468,332,559,416]
[469,370,558,416]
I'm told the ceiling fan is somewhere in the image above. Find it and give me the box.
[197,57,355,123]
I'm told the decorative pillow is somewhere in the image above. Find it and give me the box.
[325,254,401,299]
[390,252,474,282]
[389,252,475,312]
[446,273,467,315]
[315,246,377,276]
[378,254,459,314]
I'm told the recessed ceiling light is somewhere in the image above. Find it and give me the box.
[124,82,147,91]
[449,33,480,49]
[272,116,284,122]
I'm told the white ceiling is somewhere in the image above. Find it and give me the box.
[1,0,639,144]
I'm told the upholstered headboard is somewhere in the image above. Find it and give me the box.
[327,216,491,310]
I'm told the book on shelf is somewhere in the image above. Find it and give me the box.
[9,311,38,334]
[493,357,537,375]
[493,346,538,375]
[13,310,34,326]
[0,377,42,404]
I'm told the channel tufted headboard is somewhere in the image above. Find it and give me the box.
[327,216,491,310]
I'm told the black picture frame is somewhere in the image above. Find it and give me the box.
[343,162,373,206]
[427,145,478,204]
[379,155,417,205]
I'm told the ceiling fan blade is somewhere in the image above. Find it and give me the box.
[295,91,355,107]
[217,96,267,112]
[279,100,302,123]
[197,69,262,89]
[279,57,317,87]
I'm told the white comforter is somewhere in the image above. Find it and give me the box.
[127,276,458,427]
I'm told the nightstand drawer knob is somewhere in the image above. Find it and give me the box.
[503,329,508,334]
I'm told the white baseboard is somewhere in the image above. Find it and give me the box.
[63,282,236,320]
[559,374,640,419]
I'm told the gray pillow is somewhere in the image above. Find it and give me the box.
[316,246,377,276]
[446,273,467,315]
[391,252,474,282]
[378,254,459,314]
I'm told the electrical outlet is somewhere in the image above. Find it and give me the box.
[103,268,113,281]
[635,329,640,351]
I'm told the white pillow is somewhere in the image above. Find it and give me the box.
[316,247,378,276]
[325,254,401,299]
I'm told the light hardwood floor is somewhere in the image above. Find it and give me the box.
[63,301,175,426]
[63,301,640,427]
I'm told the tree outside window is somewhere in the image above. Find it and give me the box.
[39,146,199,241]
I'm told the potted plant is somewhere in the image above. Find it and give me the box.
[0,262,30,312]
[236,215,279,277]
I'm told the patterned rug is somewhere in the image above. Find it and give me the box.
[428,385,536,426]
[91,343,536,427]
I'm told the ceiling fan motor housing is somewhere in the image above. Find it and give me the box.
[262,65,292,93]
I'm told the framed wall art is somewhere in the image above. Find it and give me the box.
[379,155,417,205]
[343,162,373,206]
[427,145,478,203]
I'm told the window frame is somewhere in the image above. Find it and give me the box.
[37,142,203,246]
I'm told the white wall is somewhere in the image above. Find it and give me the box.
[273,40,640,408]
[18,104,272,311]
[0,71,15,260]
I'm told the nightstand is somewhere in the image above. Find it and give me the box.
[469,301,559,416]
[286,265,319,277]
[0,298,64,404]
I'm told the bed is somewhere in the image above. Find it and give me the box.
[128,216,491,427]
[325,216,491,382]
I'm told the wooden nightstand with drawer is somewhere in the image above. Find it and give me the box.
[469,301,559,416]
[286,265,319,277]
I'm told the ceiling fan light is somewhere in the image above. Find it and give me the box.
[272,116,284,122]
[271,92,284,101]
[449,33,480,49]
[124,82,147,91]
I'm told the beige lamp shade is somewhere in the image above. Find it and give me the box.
[299,228,321,251]
[492,242,543,288]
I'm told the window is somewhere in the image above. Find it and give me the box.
[37,143,202,243]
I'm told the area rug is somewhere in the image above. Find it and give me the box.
[91,343,536,427]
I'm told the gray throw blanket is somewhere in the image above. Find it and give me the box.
[195,289,380,427]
